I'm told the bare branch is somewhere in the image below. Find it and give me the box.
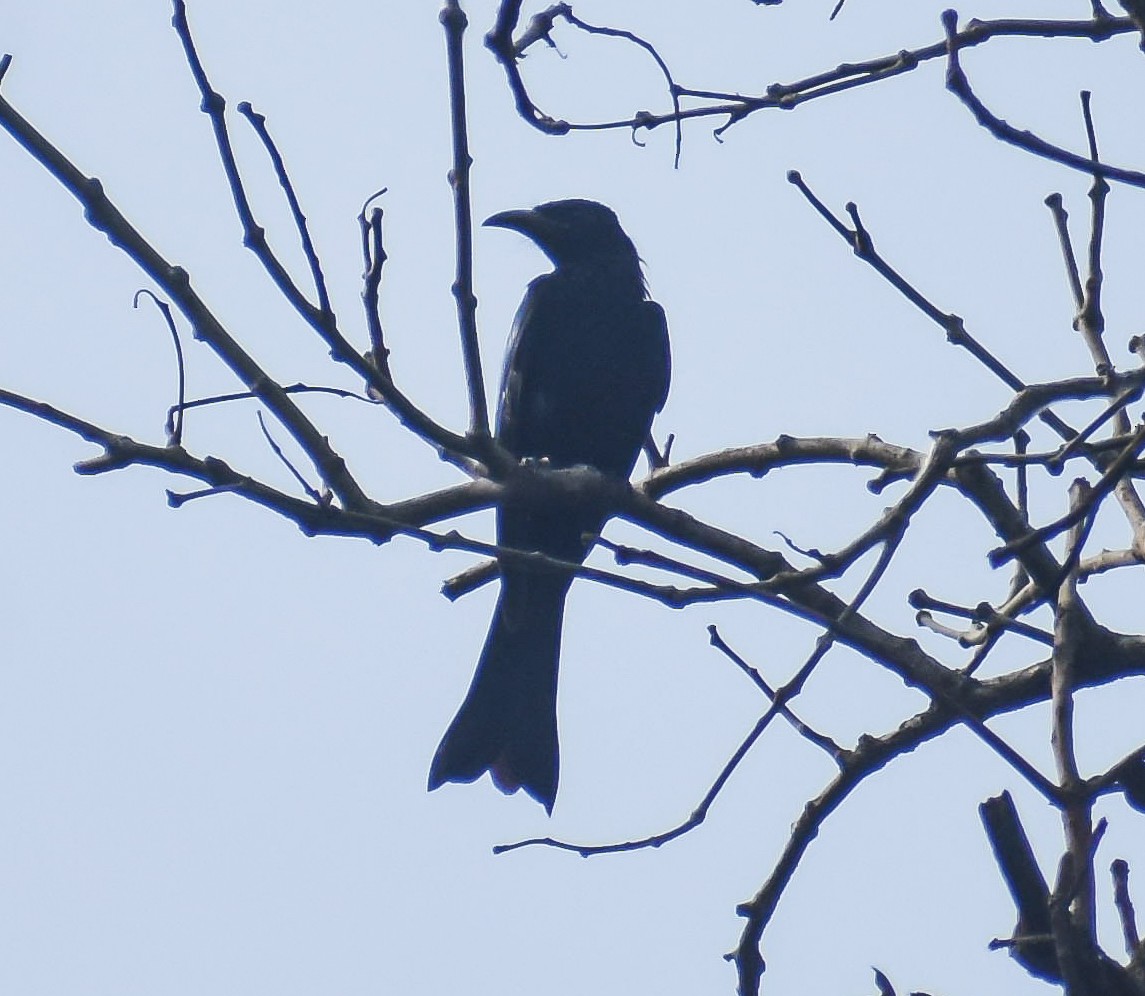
[441,0,490,441]
[0,79,372,511]
[707,625,842,759]
[488,9,1137,153]
[1051,480,1096,939]
[1112,859,1142,959]
[943,11,1145,191]
[788,170,1080,444]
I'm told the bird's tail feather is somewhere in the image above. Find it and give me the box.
[428,574,568,813]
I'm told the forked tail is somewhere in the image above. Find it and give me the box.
[428,574,568,813]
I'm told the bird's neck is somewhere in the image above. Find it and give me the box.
[565,253,647,299]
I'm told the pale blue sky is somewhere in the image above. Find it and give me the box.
[3,2,1145,993]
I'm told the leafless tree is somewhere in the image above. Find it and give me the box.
[3,3,1145,994]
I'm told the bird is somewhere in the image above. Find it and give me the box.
[427,199,671,814]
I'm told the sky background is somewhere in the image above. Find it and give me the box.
[3,2,1145,994]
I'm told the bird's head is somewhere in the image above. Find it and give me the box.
[484,199,642,278]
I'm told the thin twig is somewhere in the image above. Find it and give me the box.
[558,8,683,167]
[909,589,1053,647]
[256,411,325,502]
[1111,859,1141,957]
[172,2,327,327]
[133,289,186,445]
[990,423,1145,568]
[788,170,1079,444]
[238,100,335,319]
[0,57,372,511]
[172,0,473,467]
[1075,91,1112,372]
[1075,88,1145,550]
[1044,193,1085,311]
[943,11,1145,191]
[497,532,908,858]
[491,8,1135,158]
[1051,385,1145,471]
[358,188,391,378]
[708,625,843,759]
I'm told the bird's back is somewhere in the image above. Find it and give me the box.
[496,268,670,478]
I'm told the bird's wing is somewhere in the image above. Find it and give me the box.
[640,298,672,415]
[495,275,556,455]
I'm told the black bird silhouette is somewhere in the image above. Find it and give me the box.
[428,200,671,813]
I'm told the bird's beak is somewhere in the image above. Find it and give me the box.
[484,208,534,231]
[484,208,553,243]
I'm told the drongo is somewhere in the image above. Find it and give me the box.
[427,199,671,813]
